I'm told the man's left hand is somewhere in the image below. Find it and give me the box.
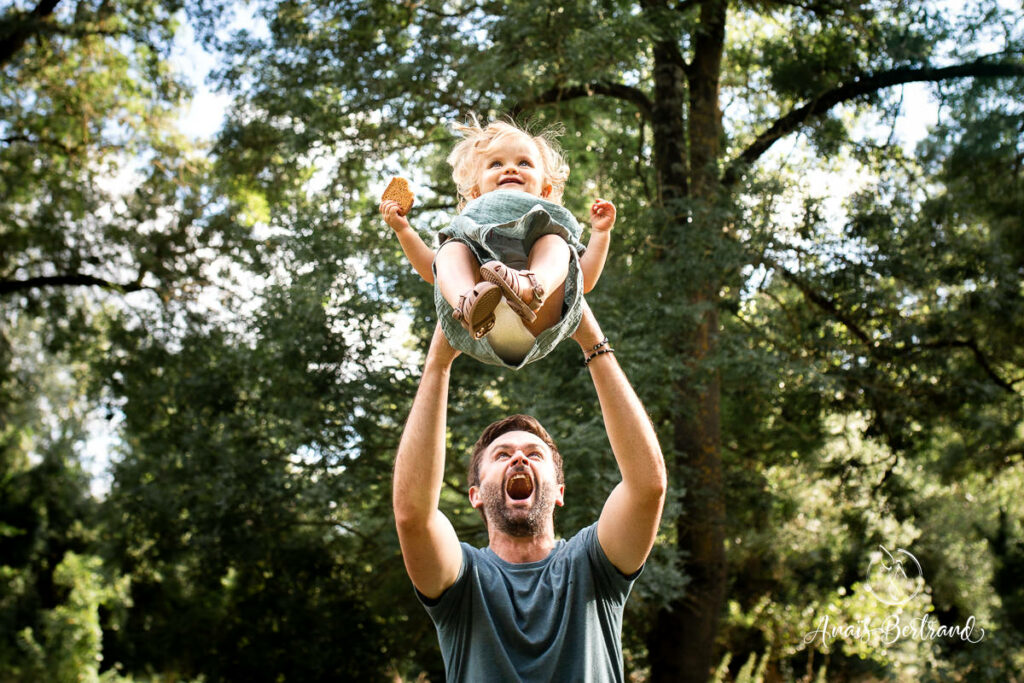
[571,299,606,352]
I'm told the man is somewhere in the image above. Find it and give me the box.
[393,302,666,682]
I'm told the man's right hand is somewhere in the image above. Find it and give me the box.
[380,199,411,233]
[393,322,464,600]
[426,322,460,369]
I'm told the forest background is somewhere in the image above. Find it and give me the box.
[2,0,1023,681]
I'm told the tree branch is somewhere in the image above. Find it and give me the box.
[674,0,705,13]
[510,82,654,121]
[0,274,151,296]
[3,134,93,155]
[774,261,873,346]
[764,257,1019,394]
[764,0,851,13]
[889,338,1018,394]
[444,477,468,497]
[722,58,1024,186]
[415,2,485,19]
[0,0,62,68]
[46,24,120,41]
[643,0,692,78]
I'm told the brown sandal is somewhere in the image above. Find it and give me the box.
[479,261,545,324]
[452,282,501,339]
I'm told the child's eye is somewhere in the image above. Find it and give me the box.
[489,160,503,168]
[518,160,533,167]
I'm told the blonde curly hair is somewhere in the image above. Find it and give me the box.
[447,115,570,212]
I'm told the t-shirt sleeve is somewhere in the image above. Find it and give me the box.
[583,522,642,605]
[415,543,472,628]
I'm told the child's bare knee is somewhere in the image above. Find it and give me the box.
[531,234,570,254]
[437,240,472,257]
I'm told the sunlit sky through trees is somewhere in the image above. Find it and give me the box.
[74,4,955,496]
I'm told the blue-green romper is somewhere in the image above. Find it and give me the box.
[432,191,586,369]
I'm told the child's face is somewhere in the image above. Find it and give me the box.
[472,133,552,200]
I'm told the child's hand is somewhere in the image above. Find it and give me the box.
[590,199,616,233]
[380,200,411,233]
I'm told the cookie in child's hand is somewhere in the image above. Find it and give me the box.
[382,177,415,216]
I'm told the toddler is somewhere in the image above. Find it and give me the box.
[380,117,615,368]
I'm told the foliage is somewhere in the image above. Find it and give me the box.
[93,214,403,678]
[15,552,131,683]
[0,319,126,680]
[2,0,1023,681]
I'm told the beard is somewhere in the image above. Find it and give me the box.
[478,476,556,538]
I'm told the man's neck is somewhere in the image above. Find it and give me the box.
[487,528,557,564]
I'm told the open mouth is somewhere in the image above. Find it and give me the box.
[505,471,534,500]
[499,176,523,186]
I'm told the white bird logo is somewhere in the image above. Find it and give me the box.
[866,545,923,606]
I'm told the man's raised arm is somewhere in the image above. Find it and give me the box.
[574,302,667,576]
[393,324,464,599]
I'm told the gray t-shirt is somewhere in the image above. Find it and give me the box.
[417,523,640,682]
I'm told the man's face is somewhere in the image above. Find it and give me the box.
[469,430,564,537]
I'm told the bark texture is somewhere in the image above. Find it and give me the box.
[0,0,62,68]
[647,2,729,682]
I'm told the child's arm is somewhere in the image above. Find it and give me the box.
[580,198,616,293]
[380,200,436,284]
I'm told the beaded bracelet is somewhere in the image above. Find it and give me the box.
[584,347,615,366]
[589,337,610,352]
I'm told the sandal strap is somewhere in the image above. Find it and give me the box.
[453,294,467,320]
[524,271,544,304]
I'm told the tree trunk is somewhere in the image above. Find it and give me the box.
[646,33,688,202]
[648,2,728,682]
[0,0,62,68]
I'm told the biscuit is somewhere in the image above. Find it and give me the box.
[381,177,414,216]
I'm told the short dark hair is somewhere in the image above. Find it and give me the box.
[468,414,563,489]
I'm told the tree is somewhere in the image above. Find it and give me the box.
[93,169,412,678]
[208,0,1023,679]
[1,0,259,372]
[1,1,262,677]
[8,0,1022,679]
[0,317,131,680]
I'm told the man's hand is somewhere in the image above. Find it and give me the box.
[575,299,667,576]
[589,199,616,233]
[393,322,463,599]
[571,299,606,352]
[380,199,411,233]
[426,322,460,368]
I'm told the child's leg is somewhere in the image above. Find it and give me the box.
[436,241,502,339]
[527,234,570,299]
[526,282,565,337]
[525,234,570,335]
[434,241,481,309]
[479,234,572,334]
